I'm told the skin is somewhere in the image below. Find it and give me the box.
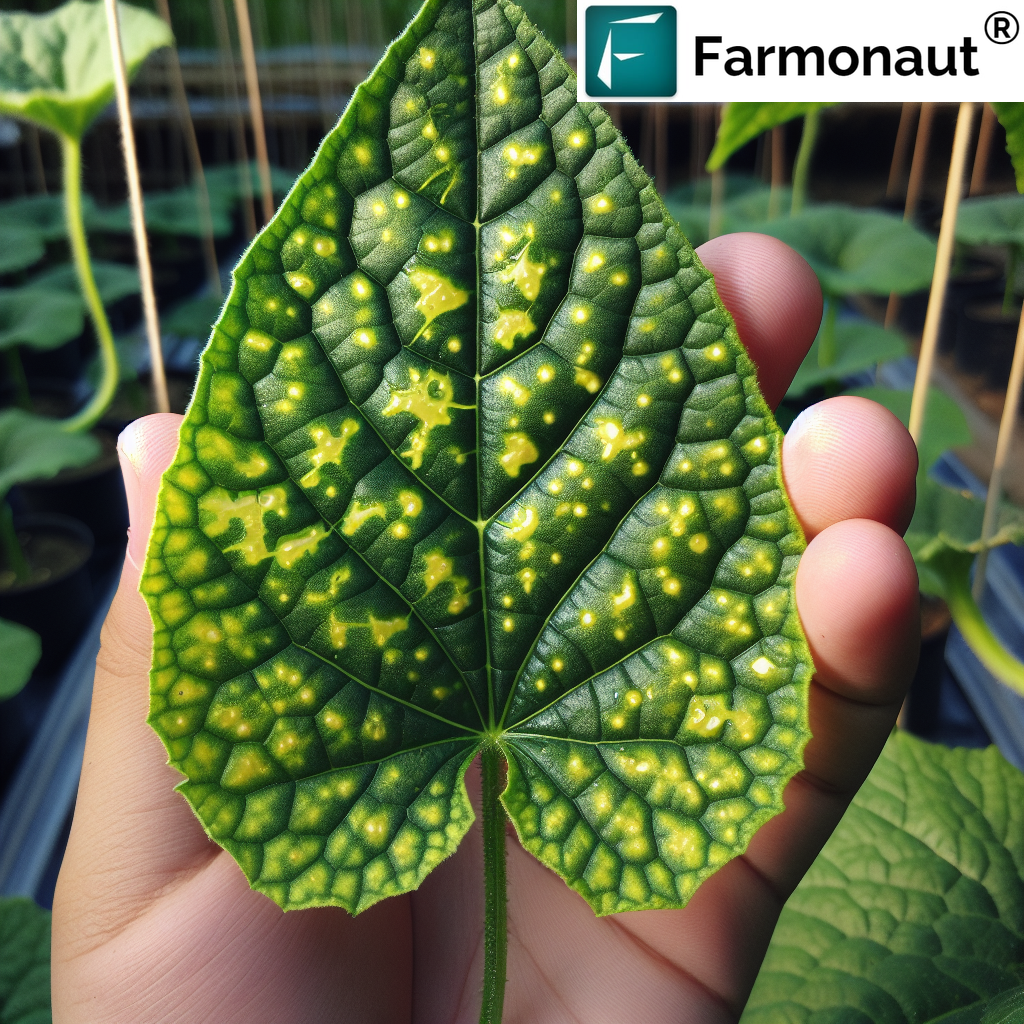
[51,232,921,1024]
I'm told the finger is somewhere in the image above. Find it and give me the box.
[615,517,920,1013]
[696,232,823,410]
[55,414,201,953]
[783,395,919,539]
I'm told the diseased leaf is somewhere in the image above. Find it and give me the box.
[0,0,171,142]
[787,321,907,399]
[0,897,51,1024]
[0,409,99,501]
[742,732,1024,1024]
[0,618,40,700]
[760,205,936,297]
[0,288,83,351]
[992,103,1024,195]
[142,0,813,917]
[707,103,835,172]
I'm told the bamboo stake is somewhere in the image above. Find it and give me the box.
[969,102,997,197]
[972,309,1024,599]
[209,0,256,240]
[887,102,917,200]
[908,103,976,445]
[885,102,936,329]
[154,0,221,298]
[104,0,168,414]
[233,0,274,225]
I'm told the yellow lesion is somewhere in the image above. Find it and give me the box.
[301,419,360,488]
[201,487,289,565]
[398,490,423,517]
[499,433,539,478]
[500,243,546,301]
[492,309,535,350]
[595,418,646,461]
[421,552,471,614]
[574,367,601,394]
[274,524,330,569]
[382,367,474,470]
[685,694,758,742]
[499,376,531,406]
[408,270,469,343]
[612,575,637,613]
[329,612,409,649]
[501,506,539,544]
[341,501,386,536]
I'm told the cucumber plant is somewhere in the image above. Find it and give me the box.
[141,1,814,1018]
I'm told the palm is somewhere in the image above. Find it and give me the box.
[52,234,920,1024]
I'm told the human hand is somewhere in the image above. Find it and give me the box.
[51,232,920,1024]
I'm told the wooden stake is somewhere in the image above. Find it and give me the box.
[969,102,997,198]
[233,0,274,225]
[209,0,257,240]
[887,102,917,200]
[908,103,976,445]
[104,0,169,414]
[972,306,1024,599]
[155,0,221,298]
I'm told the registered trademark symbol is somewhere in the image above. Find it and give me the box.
[985,10,1019,42]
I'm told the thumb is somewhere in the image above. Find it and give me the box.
[54,413,216,959]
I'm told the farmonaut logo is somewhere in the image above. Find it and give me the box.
[585,6,677,96]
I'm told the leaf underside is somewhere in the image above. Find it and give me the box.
[142,0,813,917]
[742,732,1024,1024]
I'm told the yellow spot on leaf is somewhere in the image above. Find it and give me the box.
[493,309,535,350]
[201,487,288,565]
[382,367,473,470]
[499,433,539,478]
[408,270,469,342]
[301,419,360,488]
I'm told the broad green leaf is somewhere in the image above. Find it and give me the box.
[663,176,792,248]
[0,223,45,276]
[0,0,171,142]
[760,205,936,297]
[202,162,296,205]
[982,986,1024,1024]
[957,194,1024,249]
[87,187,235,238]
[787,321,907,399]
[849,385,971,476]
[142,0,813,917]
[163,293,224,340]
[0,898,50,1024]
[0,193,92,242]
[706,103,835,172]
[0,618,40,699]
[29,260,140,305]
[742,731,1024,1024]
[0,409,99,502]
[0,287,83,351]
[992,103,1024,195]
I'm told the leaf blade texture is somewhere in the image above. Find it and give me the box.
[142,0,813,916]
[0,897,51,1024]
[742,732,1024,1024]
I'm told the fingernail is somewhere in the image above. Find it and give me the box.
[117,420,144,569]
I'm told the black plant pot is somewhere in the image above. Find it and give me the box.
[0,513,94,674]
[17,429,128,554]
[955,299,1022,388]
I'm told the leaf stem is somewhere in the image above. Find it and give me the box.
[479,743,508,1024]
[60,134,120,434]
[0,500,30,584]
[939,550,1024,697]
[791,106,820,216]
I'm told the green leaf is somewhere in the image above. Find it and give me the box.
[0,409,99,502]
[0,898,50,1024]
[742,731,1024,1024]
[163,293,224,340]
[142,0,813,917]
[202,161,296,204]
[957,194,1024,249]
[0,223,45,276]
[0,0,172,142]
[0,287,83,351]
[0,617,40,699]
[663,176,792,249]
[848,385,972,475]
[760,205,937,297]
[87,187,235,238]
[787,320,908,398]
[706,103,835,172]
[29,260,140,305]
[982,986,1024,1024]
[0,193,92,242]
[992,103,1024,195]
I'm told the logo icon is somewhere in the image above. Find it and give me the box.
[985,10,1019,42]
[584,6,677,97]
